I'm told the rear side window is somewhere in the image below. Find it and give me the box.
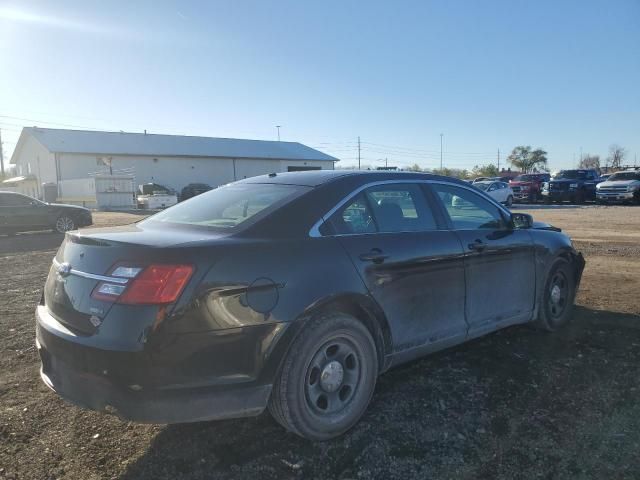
[143,183,309,230]
[0,193,33,206]
[328,183,437,234]
[365,184,437,232]
[431,183,508,231]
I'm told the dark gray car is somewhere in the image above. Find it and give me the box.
[0,192,92,234]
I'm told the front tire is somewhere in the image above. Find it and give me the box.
[54,215,75,233]
[269,313,378,441]
[505,195,513,207]
[535,258,576,331]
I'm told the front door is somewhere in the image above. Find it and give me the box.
[327,183,467,353]
[430,183,535,336]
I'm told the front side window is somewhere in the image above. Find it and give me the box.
[432,184,508,230]
[142,183,309,230]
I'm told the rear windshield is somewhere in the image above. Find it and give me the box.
[141,183,309,230]
[609,172,640,181]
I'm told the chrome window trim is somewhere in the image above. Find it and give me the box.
[308,179,511,238]
[52,258,130,285]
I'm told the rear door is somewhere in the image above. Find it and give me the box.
[429,182,535,336]
[327,182,467,352]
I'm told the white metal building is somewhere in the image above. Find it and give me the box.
[9,127,338,200]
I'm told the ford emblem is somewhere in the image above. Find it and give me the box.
[57,262,72,277]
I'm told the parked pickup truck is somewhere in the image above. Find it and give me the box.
[596,170,640,204]
[137,183,178,210]
[541,169,599,204]
[509,173,550,203]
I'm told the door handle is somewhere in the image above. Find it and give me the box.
[468,239,487,252]
[359,248,389,264]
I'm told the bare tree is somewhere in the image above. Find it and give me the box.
[607,144,626,169]
[578,154,600,170]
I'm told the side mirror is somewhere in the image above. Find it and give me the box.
[512,212,533,229]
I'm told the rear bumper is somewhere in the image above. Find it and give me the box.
[35,305,276,423]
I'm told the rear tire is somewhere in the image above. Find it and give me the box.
[269,313,378,441]
[54,215,75,233]
[535,258,576,331]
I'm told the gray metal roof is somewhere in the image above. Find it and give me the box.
[19,127,337,162]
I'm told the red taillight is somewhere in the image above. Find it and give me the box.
[119,264,194,305]
[91,264,194,305]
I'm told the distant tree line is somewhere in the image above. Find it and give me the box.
[576,145,630,171]
[340,143,631,178]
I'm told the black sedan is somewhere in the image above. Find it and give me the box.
[35,171,584,440]
[0,191,92,234]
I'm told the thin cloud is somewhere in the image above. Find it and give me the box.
[0,6,130,37]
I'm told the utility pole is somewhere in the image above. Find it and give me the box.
[497,148,500,171]
[440,133,443,170]
[357,136,361,170]
[276,125,281,141]
[385,157,388,168]
[0,128,4,177]
[580,146,583,163]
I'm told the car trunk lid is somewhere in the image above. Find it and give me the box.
[43,224,224,334]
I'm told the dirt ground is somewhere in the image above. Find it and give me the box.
[1,205,639,480]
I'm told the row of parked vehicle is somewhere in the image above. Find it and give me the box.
[470,168,640,206]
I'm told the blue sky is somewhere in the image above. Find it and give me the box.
[1,0,638,171]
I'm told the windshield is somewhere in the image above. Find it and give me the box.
[608,172,640,181]
[142,183,309,230]
[474,183,489,191]
[554,171,586,180]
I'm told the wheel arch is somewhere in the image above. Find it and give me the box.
[304,293,393,373]
[262,292,393,385]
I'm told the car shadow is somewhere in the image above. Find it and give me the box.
[119,306,640,480]
[0,231,64,256]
